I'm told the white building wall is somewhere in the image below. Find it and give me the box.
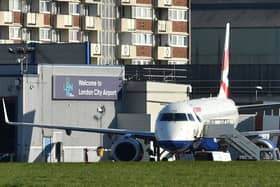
[146,81,191,131]
[19,65,124,162]
[123,81,191,131]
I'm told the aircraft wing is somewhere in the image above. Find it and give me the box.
[241,130,280,137]
[238,103,280,113]
[2,99,155,140]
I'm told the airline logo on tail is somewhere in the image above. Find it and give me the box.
[218,23,230,98]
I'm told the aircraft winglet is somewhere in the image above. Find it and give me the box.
[218,23,230,98]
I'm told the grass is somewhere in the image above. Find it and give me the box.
[0,162,279,186]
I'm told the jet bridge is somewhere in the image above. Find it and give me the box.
[203,123,280,161]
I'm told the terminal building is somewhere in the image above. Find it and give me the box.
[0,61,190,162]
[0,64,125,162]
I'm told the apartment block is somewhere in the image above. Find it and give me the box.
[119,0,190,65]
[0,0,190,65]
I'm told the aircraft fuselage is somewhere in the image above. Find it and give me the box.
[155,97,239,152]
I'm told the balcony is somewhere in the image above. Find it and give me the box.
[0,11,13,26]
[83,16,101,31]
[156,0,189,8]
[120,19,135,32]
[0,39,17,44]
[157,20,188,34]
[157,46,188,61]
[91,43,101,56]
[119,45,153,59]
[157,0,172,8]
[54,0,80,2]
[121,18,153,32]
[53,15,80,29]
[157,46,172,60]
[171,0,189,7]
[82,0,100,3]
[120,0,152,6]
[24,13,51,28]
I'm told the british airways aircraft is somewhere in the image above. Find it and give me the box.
[2,23,280,161]
[155,23,238,153]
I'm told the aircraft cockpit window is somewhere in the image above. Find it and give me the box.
[195,114,202,122]
[160,113,173,121]
[160,113,188,121]
[187,114,195,121]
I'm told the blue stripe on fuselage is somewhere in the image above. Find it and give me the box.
[159,140,193,152]
[159,138,220,152]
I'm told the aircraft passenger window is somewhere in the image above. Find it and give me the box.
[160,113,188,121]
[187,114,195,121]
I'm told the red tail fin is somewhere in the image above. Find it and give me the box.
[218,23,230,98]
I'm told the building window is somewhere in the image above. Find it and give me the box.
[9,0,21,11]
[169,35,187,47]
[9,27,21,40]
[168,9,188,21]
[85,4,98,17]
[40,28,51,41]
[52,30,61,42]
[132,7,152,19]
[40,0,50,13]
[69,3,80,15]
[21,28,28,41]
[24,29,37,42]
[69,30,80,42]
[132,33,153,46]
[82,32,89,42]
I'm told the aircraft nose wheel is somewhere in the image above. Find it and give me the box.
[154,143,160,161]
[147,142,160,161]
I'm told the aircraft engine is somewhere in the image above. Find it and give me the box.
[111,137,143,161]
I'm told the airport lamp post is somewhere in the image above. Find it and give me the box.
[8,46,35,75]
[255,86,263,102]
[96,105,105,146]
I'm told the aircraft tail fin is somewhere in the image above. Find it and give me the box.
[218,23,230,98]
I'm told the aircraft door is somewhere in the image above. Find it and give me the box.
[55,142,63,162]
[43,136,52,162]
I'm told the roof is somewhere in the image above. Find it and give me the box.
[192,9,280,28]
[192,1,280,28]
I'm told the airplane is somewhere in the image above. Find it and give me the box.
[2,23,280,161]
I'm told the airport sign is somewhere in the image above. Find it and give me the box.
[53,76,122,100]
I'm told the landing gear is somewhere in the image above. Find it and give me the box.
[154,142,160,161]
[147,141,161,161]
